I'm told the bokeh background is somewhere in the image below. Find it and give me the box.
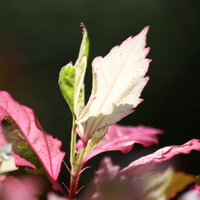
[0,0,200,198]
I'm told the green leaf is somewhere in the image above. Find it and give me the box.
[59,63,76,116]
[58,24,89,119]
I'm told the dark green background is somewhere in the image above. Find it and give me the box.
[0,0,200,197]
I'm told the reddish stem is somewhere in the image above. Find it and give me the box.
[68,147,85,199]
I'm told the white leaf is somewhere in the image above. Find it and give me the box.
[76,26,150,143]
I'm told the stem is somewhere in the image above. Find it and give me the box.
[69,115,87,199]
[69,147,86,199]
[70,116,76,169]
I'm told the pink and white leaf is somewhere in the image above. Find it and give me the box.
[76,27,151,143]
[120,138,200,175]
[0,91,65,181]
[76,124,163,163]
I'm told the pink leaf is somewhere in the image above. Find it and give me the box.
[78,124,163,163]
[120,138,200,175]
[0,91,65,181]
[94,157,120,185]
[1,176,34,200]
[1,174,50,200]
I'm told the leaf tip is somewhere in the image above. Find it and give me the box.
[143,26,150,33]
[137,26,150,42]
[145,76,150,81]
[80,22,87,35]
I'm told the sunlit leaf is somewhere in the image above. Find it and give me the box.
[76,26,150,143]
[121,139,200,176]
[76,124,163,163]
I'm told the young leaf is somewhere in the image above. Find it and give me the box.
[120,138,200,176]
[76,124,163,163]
[59,24,89,118]
[76,26,150,143]
[0,91,65,181]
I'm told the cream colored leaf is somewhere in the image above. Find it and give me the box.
[76,26,150,142]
